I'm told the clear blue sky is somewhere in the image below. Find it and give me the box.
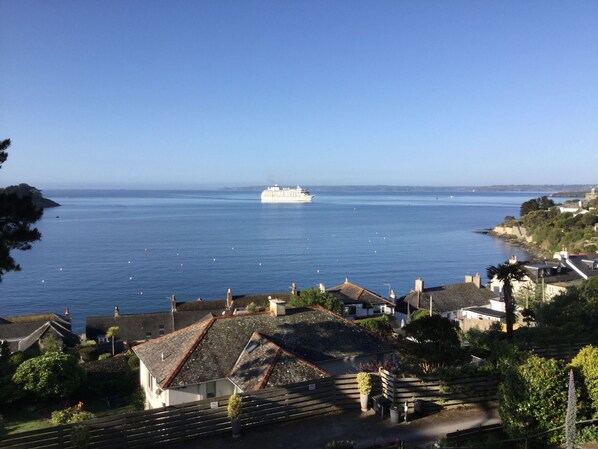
[1,1,597,188]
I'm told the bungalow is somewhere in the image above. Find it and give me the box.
[401,274,501,322]
[133,299,390,409]
[0,310,79,353]
[326,278,397,319]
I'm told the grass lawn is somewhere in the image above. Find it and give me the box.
[1,407,54,435]
[1,393,142,436]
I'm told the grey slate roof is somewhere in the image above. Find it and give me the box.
[86,292,292,342]
[0,313,78,353]
[402,283,499,314]
[134,306,388,389]
[520,256,598,284]
[228,332,328,391]
[327,281,394,307]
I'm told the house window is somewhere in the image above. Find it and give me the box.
[97,335,107,343]
[145,332,152,340]
[343,306,357,316]
[206,381,216,398]
[159,325,165,336]
[147,370,153,392]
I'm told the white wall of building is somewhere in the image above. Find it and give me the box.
[139,362,238,409]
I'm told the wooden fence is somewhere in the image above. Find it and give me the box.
[527,341,592,362]
[0,370,501,449]
[380,370,499,413]
[0,374,372,449]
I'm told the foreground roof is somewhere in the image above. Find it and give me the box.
[134,306,387,389]
[228,332,329,391]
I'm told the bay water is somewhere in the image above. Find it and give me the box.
[0,189,537,333]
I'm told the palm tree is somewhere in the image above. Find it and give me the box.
[487,262,526,339]
[106,326,120,355]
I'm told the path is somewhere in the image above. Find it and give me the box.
[171,404,500,449]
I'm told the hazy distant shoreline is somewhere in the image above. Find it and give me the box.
[221,184,595,193]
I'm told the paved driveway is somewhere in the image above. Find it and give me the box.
[171,404,500,449]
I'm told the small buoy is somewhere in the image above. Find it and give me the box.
[144,248,148,252]
[316,269,320,273]
[140,291,143,295]
[59,268,63,271]
[180,263,184,266]
[213,258,216,261]
[41,280,45,283]
[129,277,133,280]
[259,262,262,266]
[128,261,131,264]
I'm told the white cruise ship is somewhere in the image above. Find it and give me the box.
[260,185,314,203]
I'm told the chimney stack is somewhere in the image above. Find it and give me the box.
[114,306,120,317]
[414,278,424,293]
[291,282,297,296]
[65,307,70,320]
[269,298,286,316]
[319,283,326,293]
[226,288,233,308]
[473,273,481,288]
[416,290,421,309]
[345,276,349,284]
[389,289,396,301]
[171,295,177,312]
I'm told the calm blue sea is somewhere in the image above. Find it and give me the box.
[0,189,538,333]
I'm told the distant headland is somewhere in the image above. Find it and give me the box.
[221,184,597,193]
[0,183,60,208]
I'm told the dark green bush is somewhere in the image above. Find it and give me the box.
[127,354,139,371]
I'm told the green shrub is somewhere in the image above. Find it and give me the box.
[127,354,139,371]
[579,424,598,443]
[97,353,111,361]
[70,424,90,449]
[357,372,372,395]
[51,407,95,424]
[13,352,85,401]
[7,352,27,371]
[355,315,392,337]
[499,355,571,445]
[572,345,598,417]
[131,387,145,410]
[227,393,242,419]
[77,343,97,362]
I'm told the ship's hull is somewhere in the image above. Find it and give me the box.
[261,194,314,203]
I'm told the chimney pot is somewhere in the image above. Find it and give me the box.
[114,306,120,317]
[414,278,424,293]
[345,276,349,284]
[473,273,481,288]
[65,307,70,319]
[319,283,326,293]
[171,295,177,312]
[269,298,286,316]
[226,288,233,308]
[291,282,297,296]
